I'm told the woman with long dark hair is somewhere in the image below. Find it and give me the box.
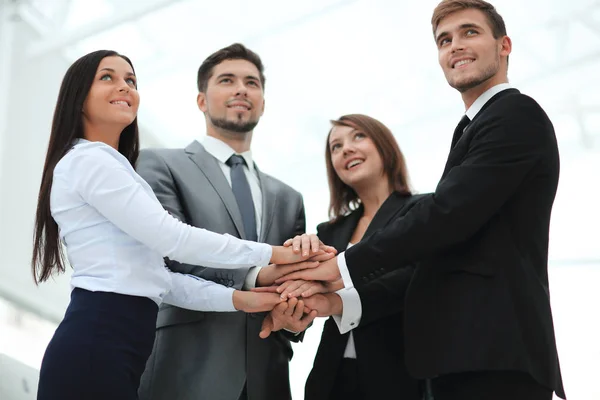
[31,50,325,399]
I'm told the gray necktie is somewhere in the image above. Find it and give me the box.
[226,155,258,241]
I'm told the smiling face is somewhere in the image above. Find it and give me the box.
[328,125,386,191]
[197,59,265,135]
[82,56,139,132]
[435,8,511,98]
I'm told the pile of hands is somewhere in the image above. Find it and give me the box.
[232,234,343,339]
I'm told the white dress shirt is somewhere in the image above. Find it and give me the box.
[202,136,263,289]
[51,139,272,311]
[334,83,513,333]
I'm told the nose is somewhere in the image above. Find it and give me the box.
[117,78,130,93]
[234,81,248,97]
[342,143,356,156]
[450,37,465,53]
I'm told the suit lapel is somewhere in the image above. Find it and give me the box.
[185,141,246,239]
[442,89,520,177]
[363,193,411,238]
[327,209,363,253]
[256,166,276,242]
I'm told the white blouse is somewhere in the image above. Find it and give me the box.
[50,139,272,311]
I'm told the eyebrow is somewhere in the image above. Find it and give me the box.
[435,23,484,43]
[98,67,136,77]
[216,73,261,82]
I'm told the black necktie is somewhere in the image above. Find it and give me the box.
[451,115,471,149]
[226,155,258,241]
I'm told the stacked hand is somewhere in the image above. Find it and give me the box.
[250,234,346,338]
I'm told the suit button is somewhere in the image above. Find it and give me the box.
[379,268,385,273]
[249,313,256,318]
[362,277,369,283]
[369,273,375,279]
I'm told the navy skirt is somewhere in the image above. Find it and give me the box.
[37,288,158,400]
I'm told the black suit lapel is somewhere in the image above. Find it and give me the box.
[442,88,520,177]
[363,193,414,239]
[320,208,362,253]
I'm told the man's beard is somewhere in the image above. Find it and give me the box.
[210,114,259,134]
[450,57,499,93]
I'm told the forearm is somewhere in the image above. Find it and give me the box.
[163,271,236,311]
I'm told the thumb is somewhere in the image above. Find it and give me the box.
[259,315,274,339]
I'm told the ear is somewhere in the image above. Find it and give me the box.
[197,92,207,112]
[259,98,265,117]
[499,35,512,58]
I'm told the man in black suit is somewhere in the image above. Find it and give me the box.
[278,1,566,399]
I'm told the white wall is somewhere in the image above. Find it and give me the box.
[0,12,73,323]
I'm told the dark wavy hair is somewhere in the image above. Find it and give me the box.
[31,50,140,284]
[325,114,412,220]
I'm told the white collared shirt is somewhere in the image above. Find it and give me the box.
[51,139,272,311]
[465,83,512,120]
[202,136,264,288]
[334,83,513,334]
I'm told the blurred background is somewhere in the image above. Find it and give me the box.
[0,0,599,398]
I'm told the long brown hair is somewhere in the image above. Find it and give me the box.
[31,50,140,284]
[325,114,411,220]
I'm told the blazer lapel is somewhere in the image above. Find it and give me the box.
[256,166,276,242]
[442,89,520,177]
[329,208,363,253]
[185,141,246,239]
[363,192,411,238]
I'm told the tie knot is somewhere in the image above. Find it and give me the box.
[458,115,470,131]
[226,154,246,167]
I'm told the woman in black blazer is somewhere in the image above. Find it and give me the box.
[301,114,425,400]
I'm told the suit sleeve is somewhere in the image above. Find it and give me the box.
[345,96,550,286]
[137,149,189,274]
[356,266,415,327]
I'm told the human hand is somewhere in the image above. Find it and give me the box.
[302,293,343,317]
[256,261,319,287]
[275,256,343,284]
[283,234,337,257]
[232,291,282,313]
[275,280,330,299]
[260,249,337,285]
[259,297,318,339]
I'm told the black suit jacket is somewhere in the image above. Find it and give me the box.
[344,89,565,398]
[305,193,425,400]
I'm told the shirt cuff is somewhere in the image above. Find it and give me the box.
[331,288,362,334]
[243,266,262,290]
[283,328,303,335]
[256,242,272,267]
[337,251,355,290]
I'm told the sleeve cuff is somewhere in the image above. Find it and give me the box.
[283,328,303,336]
[331,288,362,334]
[257,242,272,267]
[243,266,262,290]
[337,251,355,290]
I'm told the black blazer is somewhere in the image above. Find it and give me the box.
[305,192,425,400]
[344,89,565,398]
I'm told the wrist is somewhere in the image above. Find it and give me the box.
[256,265,272,287]
[328,293,343,315]
[232,290,245,311]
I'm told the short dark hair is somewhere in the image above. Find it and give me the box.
[32,50,139,284]
[431,0,507,39]
[325,114,412,220]
[197,43,266,93]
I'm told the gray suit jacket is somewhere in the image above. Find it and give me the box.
[137,140,306,400]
